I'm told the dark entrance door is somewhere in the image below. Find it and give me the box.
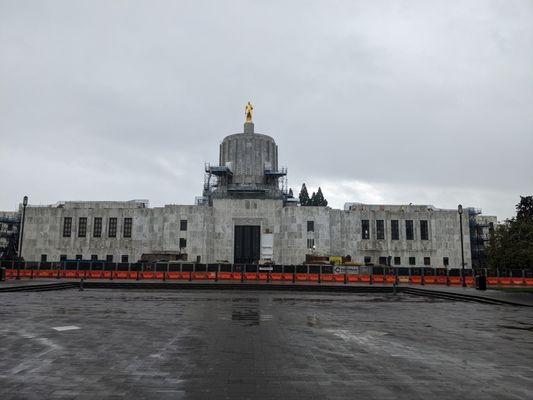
[234,225,260,264]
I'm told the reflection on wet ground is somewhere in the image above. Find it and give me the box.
[1,290,532,400]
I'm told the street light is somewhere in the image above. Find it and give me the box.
[16,195,28,280]
[458,204,466,288]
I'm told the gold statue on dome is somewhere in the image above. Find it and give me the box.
[245,101,254,123]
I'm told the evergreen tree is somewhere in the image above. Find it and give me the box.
[315,187,328,206]
[487,195,533,271]
[298,183,310,206]
[288,188,294,198]
[310,192,317,206]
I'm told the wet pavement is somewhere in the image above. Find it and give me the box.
[1,290,532,399]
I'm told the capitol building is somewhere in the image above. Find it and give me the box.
[6,107,496,268]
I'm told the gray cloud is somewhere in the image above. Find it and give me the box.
[1,0,532,219]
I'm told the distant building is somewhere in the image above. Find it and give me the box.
[5,114,496,267]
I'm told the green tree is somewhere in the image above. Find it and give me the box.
[288,188,294,198]
[298,183,310,206]
[310,192,317,206]
[487,195,533,271]
[315,187,328,206]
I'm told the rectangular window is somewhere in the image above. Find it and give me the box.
[391,220,399,240]
[93,217,102,237]
[78,217,87,237]
[91,255,98,261]
[362,220,370,239]
[409,256,416,265]
[180,219,187,231]
[379,256,387,266]
[364,256,371,264]
[60,254,67,261]
[106,255,113,262]
[376,220,385,240]
[420,220,429,240]
[179,238,187,249]
[424,257,431,266]
[63,217,72,237]
[307,221,314,232]
[443,257,449,266]
[123,218,132,238]
[108,217,117,238]
[40,254,47,263]
[406,220,414,240]
[394,256,401,265]
[306,238,314,249]
[121,255,129,263]
[75,254,82,260]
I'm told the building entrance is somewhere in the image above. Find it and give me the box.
[234,225,260,264]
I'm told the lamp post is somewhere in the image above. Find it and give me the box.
[16,195,28,280]
[458,204,466,288]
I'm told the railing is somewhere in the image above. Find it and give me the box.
[1,260,532,287]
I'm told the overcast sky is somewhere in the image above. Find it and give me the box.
[1,0,532,220]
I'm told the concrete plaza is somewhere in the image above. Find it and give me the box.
[1,289,532,399]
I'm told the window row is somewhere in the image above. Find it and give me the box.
[363,256,450,266]
[49,254,131,263]
[362,219,429,240]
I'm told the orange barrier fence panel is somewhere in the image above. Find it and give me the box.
[295,273,308,281]
[511,278,524,285]
[321,274,334,282]
[385,275,396,284]
[271,273,283,281]
[127,271,137,279]
[410,276,422,284]
[37,270,54,278]
[525,278,533,286]
[373,275,384,283]
[22,269,33,278]
[207,272,216,280]
[308,274,319,282]
[180,272,191,280]
[347,275,359,283]
[6,269,14,278]
[487,277,498,285]
[244,273,257,280]
[449,276,462,285]
[398,276,409,283]
[333,275,345,283]
[257,273,268,280]
[77,270,87,279]
[64,271,77,279]
[498,277,511,285]
[192,272,207,280]
[231,272,242,280]
[218,272,232,280]
[102,271,112,279]
[141,272,155,279]
[113,271,129,279]
[166,272,180,280]
[360,275,371,283]
[436,276,447,285]
[282,273,293,281]
[465,276,474,286]
[424,276,437,284]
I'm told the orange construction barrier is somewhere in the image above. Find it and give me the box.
[37,270,54,278]
[373,275,384,283]
[218,272,232,280]
[511,278,524,285]
[113,271,129,279]
[424,276,436,284]
[385,275,396,284]
[295,273,307,281]
[332,275,345,283]
[410,276,422,284]
[448,276,462,285]
[64,270,77,279]
[525,278,533,286]
[487,277,498,285]
[360,274,371,283]
[180,272,192,280]
[271,273,283,281]
[436,276,447,285]
[231,272,242,280]
[87,271,102,279]
[244,272,257,280]
[308,274,319,282]
[192,272,207,280]
[167,271,180,280]
[102,271,112,279]
[207,272,216,280]
[257,272,268,281]
[398,276,409,283]
[498,277,511,285]
[347,275,359,283]
[321,274,334,282]
[5,269,14,278]
[282,273,293,281]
